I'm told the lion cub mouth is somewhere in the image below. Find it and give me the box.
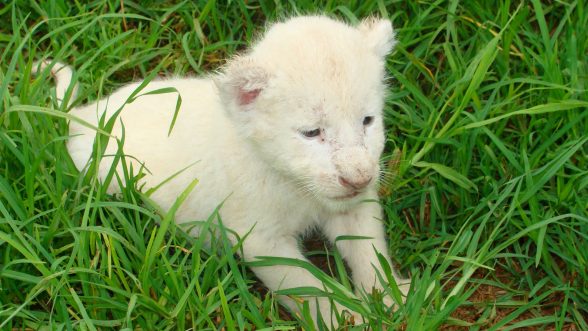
[333,190,362,200]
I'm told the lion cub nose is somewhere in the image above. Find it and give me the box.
[338,176,372,190]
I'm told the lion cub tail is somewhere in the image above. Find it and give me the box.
[33,60,79,108]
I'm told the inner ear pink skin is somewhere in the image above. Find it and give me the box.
[238,88,261,106]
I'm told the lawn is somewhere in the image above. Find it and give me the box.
[1,0,587,330]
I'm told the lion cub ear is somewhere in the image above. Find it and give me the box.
[216,57,269,109]
[359,17,397,57]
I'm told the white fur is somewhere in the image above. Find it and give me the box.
[46,15,410,327]
[35,61,78,108]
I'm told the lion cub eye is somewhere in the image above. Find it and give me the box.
[300,128,321,138]
[363,116,374,126]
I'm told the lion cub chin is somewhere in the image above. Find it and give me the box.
[45,15,411,328]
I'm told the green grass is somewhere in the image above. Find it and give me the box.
[1,0,587,330]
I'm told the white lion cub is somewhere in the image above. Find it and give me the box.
[43,15,410,327]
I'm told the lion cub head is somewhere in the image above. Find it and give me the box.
[217,16,397,210]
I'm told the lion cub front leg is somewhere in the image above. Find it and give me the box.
[243,231,345,328]
[323,200,411,310]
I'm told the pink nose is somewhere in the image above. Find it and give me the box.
[338,176,372,190]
